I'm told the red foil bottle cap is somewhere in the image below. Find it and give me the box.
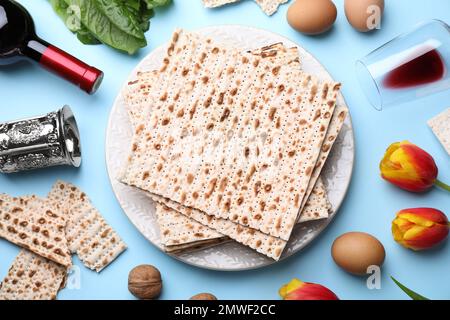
[40,45,104,94]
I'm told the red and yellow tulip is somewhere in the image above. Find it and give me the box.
[379,141,445,193]
[392,208,449,251]
[279,278,339,300]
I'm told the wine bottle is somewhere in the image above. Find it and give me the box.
[0,0,103,94]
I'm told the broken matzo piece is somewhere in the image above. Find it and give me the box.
[254,0,289,15]
[428,107,450,156]
[203,0,241,8]
[0,195,71,267]
[47,181,127,272]
[0,249,67,300]
[203,0,288,15]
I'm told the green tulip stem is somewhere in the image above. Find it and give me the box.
[391,276,429,300]
[435,179,450,192]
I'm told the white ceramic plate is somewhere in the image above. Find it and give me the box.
[106,25,354,271]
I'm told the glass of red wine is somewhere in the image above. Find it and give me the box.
[0,0,103,94]
[356,20,450,111]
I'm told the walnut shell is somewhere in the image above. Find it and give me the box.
[190,293,217,300]
[128,265,162,299]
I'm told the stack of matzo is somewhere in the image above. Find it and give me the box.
[0,181,127,300]
[120,29,347,260]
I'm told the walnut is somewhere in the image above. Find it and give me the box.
[128,265,162,299]
[190,293,217,300]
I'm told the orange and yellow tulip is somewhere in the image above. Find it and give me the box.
[392,208,449,251]
[279,278,339,300]
[379,141,447,193]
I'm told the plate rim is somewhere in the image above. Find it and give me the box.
[105,24,355,271]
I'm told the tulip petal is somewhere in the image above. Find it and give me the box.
[403,225,427,241]
[392,222,406,242]
[279,279,338,300]
[279,278,304,298]
[392,208,449,250]
[400,208,449,225]
[380,141,438,192]
[402,144,438,183]
[393,217,414,233]
[389,147,421,180]
[404,224,449,250]
[398,213,435,228]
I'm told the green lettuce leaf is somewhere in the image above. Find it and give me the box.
[50,0,171,54]
[49,0,100,45]
[143,0,172,10]
[93,0,145,40]
[124,0,154,33]
[61,0,147,54]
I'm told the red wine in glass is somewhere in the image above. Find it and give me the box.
[383,48,446,89]
[0,0,103,94]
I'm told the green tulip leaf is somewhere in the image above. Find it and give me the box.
[391,276,429,300]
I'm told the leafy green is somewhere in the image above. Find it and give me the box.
[50,0,100,44]
[391,276,429,300]
[124,0,155,33]
[76,28,100,45]
[49,0,171,54]
[143,0,172,10]
[94,0,145,40]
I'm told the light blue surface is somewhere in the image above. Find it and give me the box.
[0,0,449,300]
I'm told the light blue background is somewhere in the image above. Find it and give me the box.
[1,0,449,300]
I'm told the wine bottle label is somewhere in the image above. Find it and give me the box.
[0,106,81,173]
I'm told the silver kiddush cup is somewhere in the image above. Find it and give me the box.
[0,106,81,173]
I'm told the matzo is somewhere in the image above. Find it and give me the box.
[155,202,225,247]
[124,43,338,228]
[297,105,348,221]
[47,181,127,272]
[121,39,341,258]
[124,48,291,255]
[298,178,331,223]
[254,0,289,15]
[127,91,345,225]
[164,237,230,253]
[124,70,159,128]
[0,195,71,267]
[428,107,450,156]
[148,173,331,258]
[202,0,288,15]
[124,43,300,130]
[125,77,342,225]
[150,194,287,260]
[121,29,340,241]
[0,250,67,300]
[203,0,241,8]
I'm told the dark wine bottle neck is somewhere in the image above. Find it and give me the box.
[22,36,50,62]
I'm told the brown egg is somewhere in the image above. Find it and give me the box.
[345,0,385,32]
[287,0,337,35]
[331,232,385,276]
